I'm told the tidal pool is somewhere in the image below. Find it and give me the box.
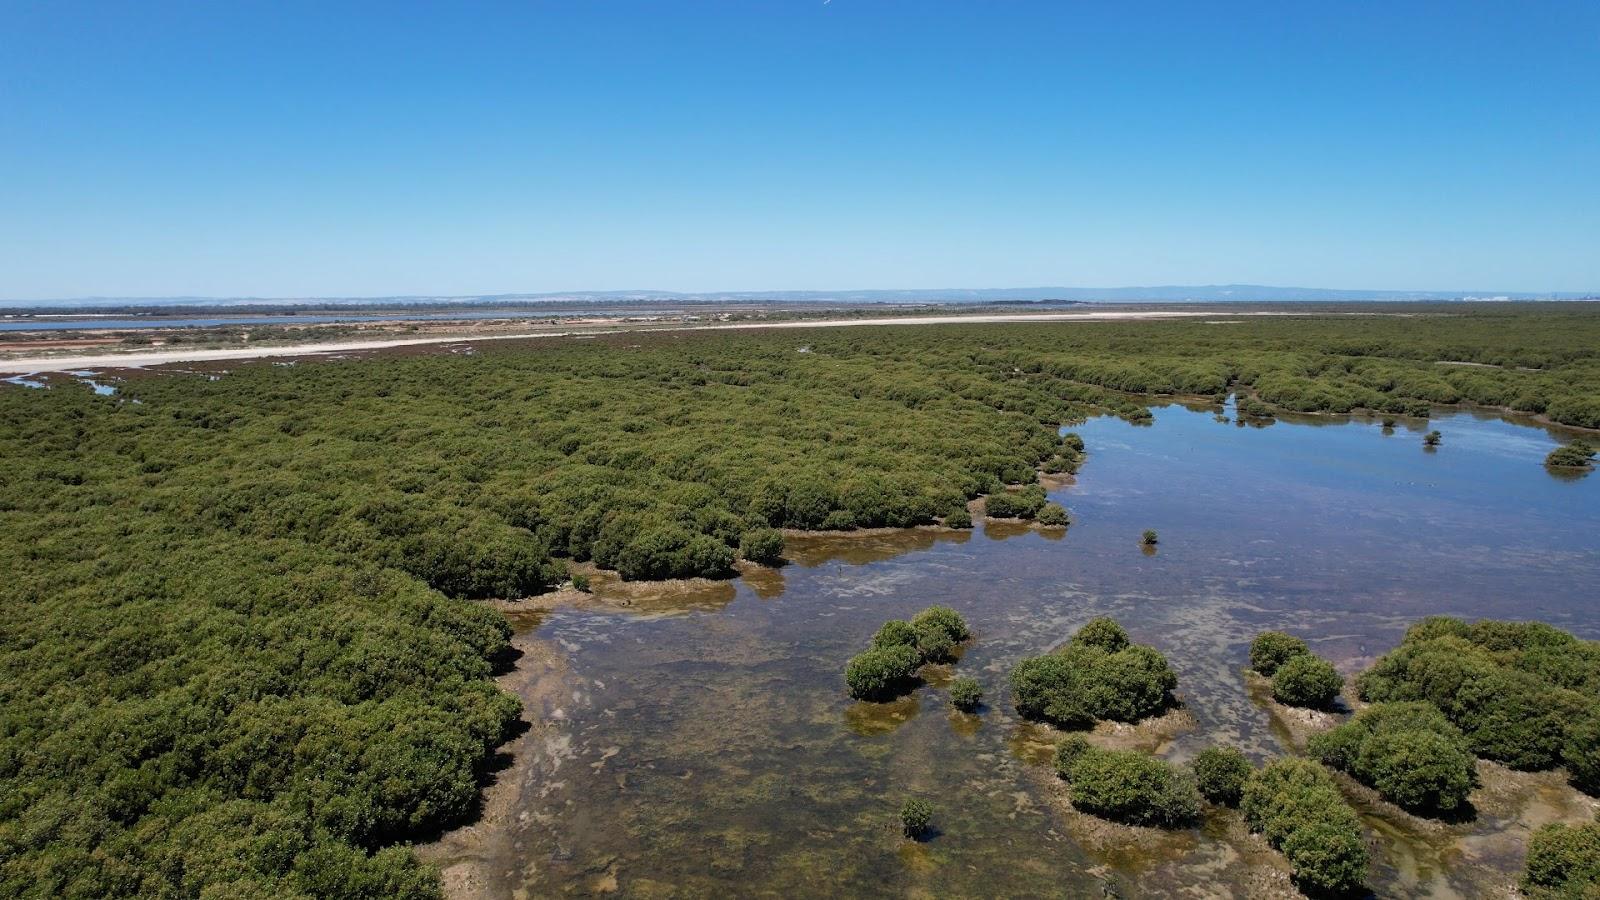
[424,400,1600,899]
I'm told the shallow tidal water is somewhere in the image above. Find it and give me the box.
[425,401,1600,899]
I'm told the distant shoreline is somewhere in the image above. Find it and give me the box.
[0,309,1207,373]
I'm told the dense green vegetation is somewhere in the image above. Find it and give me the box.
[1309,703,1478,815]
[1546,440,1597,469]
[983,483,1048,519]
[1249,631,1311,676]
[1522,814,1600,899]
[4,307,1599,895]
[948,677,982,712]
[1190,746,1252,807]
[1034,502,1070,526]
[1241,758,1370,896]
[845,606,971,700]
[898,798,934,840]
[1356,618,1600,780]
[1011,617,1177,728]
[1250,630,1344,708]
[1052,739,1201,828]
[1271,653,1345,709]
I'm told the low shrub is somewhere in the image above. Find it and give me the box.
[1271,654,1343,709]
[949,677,982,712]
[738,527,785,564]
[1424,430,1442,446]
[1142,529,1159,545]
[1012,619,1175,728]
[570,572,591,593]
[1071,616,1129,652]
[913,619,957,663]
[1565,709,1600,796]
[1308,702,1477,814]
[1191,745,1252,807]
[845,646,920,701]
[1545,440,1596,469]
[1241,397,1274,418]
[984,484,1047,519]
[943,508,973,529]
[1053,734,1091,773]
[899,798,933,839]
[1522,818,1600,899]
[1035,502,1070,526]
[1241,758,1370,895]
[1055,745,1202,828]
[848,607,971,700]
[1249,631,1310,676]
[912,606,971,643]
[871,620,918,651]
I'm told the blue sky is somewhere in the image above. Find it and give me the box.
[2,1,1597,300]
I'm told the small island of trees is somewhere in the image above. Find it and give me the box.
[1010,617,1177,728]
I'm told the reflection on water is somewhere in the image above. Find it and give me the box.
[424,403,1600,898]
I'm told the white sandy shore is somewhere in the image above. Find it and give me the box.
[0,309,1204,374]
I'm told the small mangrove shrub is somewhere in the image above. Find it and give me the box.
[1424,430,1442,447]
[1072,616,1129,652]
[943,508,973,529]
[1249,631,1310,676]
[845,645,921,701]
[949,676,982,712]
[1141,529,1159,545]
[1011,618,1176,728]
[984,484,1047,519]
[899,798,934,839]
[1241,758,1370,895]
[570,572,592,593]
[846,606,972,700]
[1271,653,1344,709]
[1191,745,1253,807]
[871,619,918,651]
[1546,440,1597,469]
[913,620,957,663]
[1035,502,1070,527]
[1308,702,1477,814]
[1522,817,1600,899]
[912,606,971,643]
[1055,744,1202,828]
[738,527,786,565]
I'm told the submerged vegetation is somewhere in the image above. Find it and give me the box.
[1010,617,1177,728]
[3,308,1599,894]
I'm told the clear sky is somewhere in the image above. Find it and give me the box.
[2,1,1597,300]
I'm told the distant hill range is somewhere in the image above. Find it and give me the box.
[7,284,1596,311]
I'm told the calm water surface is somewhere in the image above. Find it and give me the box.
[436,401,1599,898]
